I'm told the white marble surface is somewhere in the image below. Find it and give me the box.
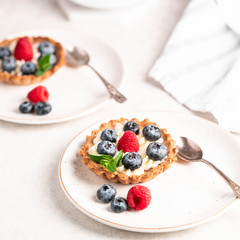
[1,0,240,239]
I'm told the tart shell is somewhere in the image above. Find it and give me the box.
[79,118,178,184]
[0,36,65,85]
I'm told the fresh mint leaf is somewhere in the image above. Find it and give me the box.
[89,153,113,163]
[89,151,123,173]
[39,54,51,70]
[101,162,109,169]
[89,154,101,163]
[89,154,111,163]
[35,69,46,76]
[113,150,123,167]
[104,162,116,173]
[35,54,51,76]
[100,160,116,173]
[100,159,110,165]
[102,155,114,161]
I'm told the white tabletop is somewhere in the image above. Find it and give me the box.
[1,0,240,239]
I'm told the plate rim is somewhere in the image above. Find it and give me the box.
[69,0,145,10]
[0,27,126,125]
[58,110,238,233]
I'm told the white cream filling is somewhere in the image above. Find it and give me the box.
[1,41,40,76]
[88,122,166,176]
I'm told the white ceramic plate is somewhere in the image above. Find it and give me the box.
[59,111,240,233]
[70,0,145,9]
[0,29,125,125]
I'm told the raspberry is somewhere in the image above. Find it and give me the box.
[14,37,33,61]
[27,86,49,103]
[127,185,151,210]
[117,131,139,153]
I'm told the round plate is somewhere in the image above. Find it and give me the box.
[59,111,239,233]
[70,0,145,9]
[0,29,125,125]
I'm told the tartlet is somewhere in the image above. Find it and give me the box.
[0,36,65,85]
[79,118,178,184]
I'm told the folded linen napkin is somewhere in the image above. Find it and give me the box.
[149,0,240,133]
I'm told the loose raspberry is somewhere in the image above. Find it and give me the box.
[27,86,49,103]
[117,131,139,153]
[127,185,151,210]
[14,37,33,61]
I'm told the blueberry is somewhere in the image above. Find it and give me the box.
[34,102,52,115]
[111,197,128,213]
[38,41,55,55]
[97,141,116,157]
[19,101,34,114]
[21,61,37,75]
[2,56,16,72]
[39,53,57,66]
[146,142,168,161]
[142,124,161,141]
[123,121,140,135]
[0,46,11,59]
[100,129,118,142]
[122,152,142,171]
[97,184,116,203]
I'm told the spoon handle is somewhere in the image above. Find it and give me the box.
[201,158,240,198]
[87,65,127,103]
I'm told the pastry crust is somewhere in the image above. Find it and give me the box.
[79,118,178,184]
[0,36,65,85]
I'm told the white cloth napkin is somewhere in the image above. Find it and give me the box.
[149,0,240,133]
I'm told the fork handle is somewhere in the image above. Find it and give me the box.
[87,64,127,103]
[201,158,240,198]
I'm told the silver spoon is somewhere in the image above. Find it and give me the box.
[177,136,240,198]
[65,46,127,103]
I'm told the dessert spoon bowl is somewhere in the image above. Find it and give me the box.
[177,136,240,198]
